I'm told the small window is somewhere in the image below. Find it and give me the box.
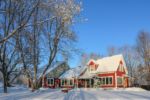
[100,77,112,85]
[70,80,73,85]
[89,65,96,73]
[106,77,109,85]
[121,66,124,72]
[117,77,123,85]
[65,80,67,85]
[102,78,105,85]
[108,77,112,84]
[118,65,124,72]
[47,78,54,85]
[62,80,65,86]
[61,79,74,86]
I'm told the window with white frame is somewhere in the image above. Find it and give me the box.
[61,79,74,86]
[47,78,54,85]
[118,65,124,72]
[89,65,96,73]
[100,77,112,85]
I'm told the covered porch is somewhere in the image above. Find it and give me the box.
[78,78,94,88]
[77,68,96,88]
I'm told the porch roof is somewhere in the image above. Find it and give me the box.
[60,66,86,79]
[78,68,96,79]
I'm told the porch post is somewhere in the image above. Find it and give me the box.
[90,79,91,88]
[115,72,117,88]
[89,79,90,88]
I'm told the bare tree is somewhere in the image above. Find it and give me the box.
[0,0,81,92]
[119,45,141,86]
[0,34,22,93]
[136,31,150,68]
[0,0,39,93]
[80,52,102,66]
[136,31,150,85]
[0,0,41,44]
[16,0,82,90]
[107,45,141,86]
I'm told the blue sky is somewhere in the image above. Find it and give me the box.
[69,0,150,67]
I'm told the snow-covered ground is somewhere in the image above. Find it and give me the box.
[0,86,150,100]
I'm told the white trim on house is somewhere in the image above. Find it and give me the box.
[96,71,115,74]
[115,72,117,88]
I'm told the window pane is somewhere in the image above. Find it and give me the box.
[109,77,112,84]
[48,79,50,84]
[102,78,105,85]
[65,80,67,85]
[51,79,54,84]
[106,78,108,84]
[47,79,53,85]
[62,80,64,85]
[117,77,122,84]
[70,80,73,85]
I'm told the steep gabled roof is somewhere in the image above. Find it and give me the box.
[95,54,128,73]
[87,59,96,65]
[45,61,65,75]
[59,54,128,79]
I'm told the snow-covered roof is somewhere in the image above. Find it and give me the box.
[59,66,86,79]
[45,61,65,75]
[60,54,127,79]
[78,68,96,79]
[35,61,66,78]
[95,54,128,73]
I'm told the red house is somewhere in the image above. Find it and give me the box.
[78,54,129,88]
[59,66,83,88]
[42,54,129,89]
[42,61,69,88]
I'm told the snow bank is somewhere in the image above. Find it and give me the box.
[109,87,146,91]
[34,87,50,93]
[74,87,146,92]
[122,87,146,91]
[0,87,150,100]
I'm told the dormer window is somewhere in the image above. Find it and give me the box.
[88,64,98,73]
[118,61,124,72]
[88,60,98,73]
[90,65,96,71]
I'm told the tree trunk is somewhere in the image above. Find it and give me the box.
[3,76,7,93]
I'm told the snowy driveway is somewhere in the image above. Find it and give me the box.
[64,88,150,100]
[0,88,150,100]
